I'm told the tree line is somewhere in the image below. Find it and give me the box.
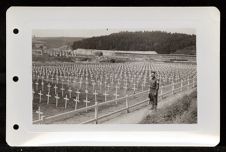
[71,31,196,54]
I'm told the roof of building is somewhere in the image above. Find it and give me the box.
[32,40,47,44]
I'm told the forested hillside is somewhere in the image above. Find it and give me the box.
[71,31,196,54]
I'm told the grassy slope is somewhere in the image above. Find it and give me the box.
[173,45,196,55]
[33,54,75,63]
[141,91,197,124]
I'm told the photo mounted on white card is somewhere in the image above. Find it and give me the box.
[6,7,220,146]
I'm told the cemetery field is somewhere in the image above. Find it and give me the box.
[32,61,197,124]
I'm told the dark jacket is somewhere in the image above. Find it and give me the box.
[149,77,159,95]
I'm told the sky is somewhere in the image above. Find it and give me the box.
[33,28,196,38]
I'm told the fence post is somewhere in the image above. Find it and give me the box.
[193,77,196,88]
[188,78,190,89]
[94,101,98,124]
[180,79,183,92]
[159,86,163,100]
[186,78,189,90]
[125,94,129,113]
[172,81,175,95]
[40,115,45,124]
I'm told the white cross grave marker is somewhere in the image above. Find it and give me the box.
[141,83,145,91]
[41,81,44,91]
[47,83,51,92]
[104,81,107,89]
[67,79,70,86]
[38,90,43,103]
[54,84,58,95]
[46,92,51,104]
[56,76,59,84]
[107,84,110,91]
[60,85,65,97]
[73,78,76,84]
[73,97,80,110]
[103,90,109,102]
[32,89,35,99]
[133,83,136,94]
[64,94,69,109]
[51,75,54,83]
[55,93,60,107]
[92,82,96,92]
[85,80,89,89]
[68,87,72,98]
[36,106,43,121]
[99,81,102,92]
[35,81,39,90]
[79,79,83,89]
[123,83,128,94]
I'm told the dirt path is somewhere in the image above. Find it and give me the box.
[103,88,196,124]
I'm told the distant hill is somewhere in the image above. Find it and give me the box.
[71,31,196,55]
[34,37,84,48]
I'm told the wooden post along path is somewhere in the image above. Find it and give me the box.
[172,81,175,95]
[76,89,80,101]
[83,89,90,112]
[114,85,119,104]
[125,94,129,113]
[94,101,99,124]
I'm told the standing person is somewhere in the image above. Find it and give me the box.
[148,71,159,110]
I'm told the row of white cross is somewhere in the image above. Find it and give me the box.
[32,62,196,85]
[35,87,109,120]
[34,87,111,109]
[34,77,141,90]
[35,76,196,121]
[33,62,196,121]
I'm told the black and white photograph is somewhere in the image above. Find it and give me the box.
[32,28,197,124]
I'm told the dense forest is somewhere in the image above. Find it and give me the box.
[71,31,196,54]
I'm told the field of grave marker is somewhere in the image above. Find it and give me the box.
[32,61,197,124]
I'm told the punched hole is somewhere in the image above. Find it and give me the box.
[13,28,19,34]
[13,76,19,82]
[13,124,19,130]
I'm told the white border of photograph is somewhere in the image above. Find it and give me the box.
[6,7,220,146]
